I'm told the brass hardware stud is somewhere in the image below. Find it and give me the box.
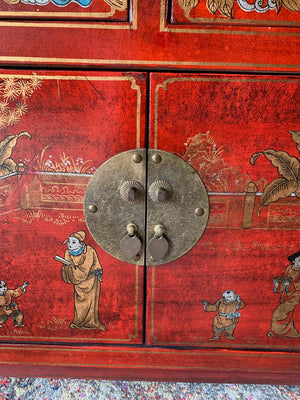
[152,153,162,164]
[132,153,142,163]
[88,204,98,213]
[194,207,204,216]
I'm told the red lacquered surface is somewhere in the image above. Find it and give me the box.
[1,345,300,383]
[0,70,147,345]
[0,0,299,71]
[1,69,300,382]
[147,73,300,351]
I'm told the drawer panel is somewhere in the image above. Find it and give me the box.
[170,0,300,27]
[0,0,298,72]
[0,0,129,21]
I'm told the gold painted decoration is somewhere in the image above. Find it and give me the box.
[0,131,31,177]
[38,146,96,174]
[179,0,300,18]
[182,132,251,192]
[178,0,200,16]
[268,252,300,338]
[206,0,219,14]
[281,0,300,11]
[250,131,300,216]
[3,0,20,4]
[0,75,42,129]
[103,0,127,11]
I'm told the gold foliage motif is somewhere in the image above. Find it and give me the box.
[178,0,200,15]
[15,210,85,225]
[182,132,251,192]
[260,178,298,213]
[0,131,31,177]
[103,0,127,10]
[178,0,300,18]
[218,0,235,17]
[281,0,300,10]
[180,0,236,18]
[250,131,300,216]
[289,130,300,151]
[38,317,70,331]
[275,0,283,12]
[0,75,42,129]
[3,0,20,4]
[207,0,219,14]
[250,149,300,181]
[38,146,96,174]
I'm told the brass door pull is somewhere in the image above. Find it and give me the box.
[119,223,142,261]
[149,181,173,203]
[148,225,169,262]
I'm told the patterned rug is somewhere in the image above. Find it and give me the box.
[0,378,300,400]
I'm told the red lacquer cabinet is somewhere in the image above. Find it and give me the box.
[0,0,299,383]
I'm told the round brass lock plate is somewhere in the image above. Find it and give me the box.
[84,149,146,265]
[84,149,209,266]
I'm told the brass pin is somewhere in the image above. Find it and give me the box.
[132,153,142,163]
[88,204,98,213]
[152,154,162,164]
[195,207,204,216]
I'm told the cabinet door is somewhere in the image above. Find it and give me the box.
[0,69,147,345]
[147,73,300,350]
[0,0,299,71]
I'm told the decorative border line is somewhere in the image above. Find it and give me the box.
[0,57,299,71]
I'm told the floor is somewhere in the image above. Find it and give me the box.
[0,379,300,399]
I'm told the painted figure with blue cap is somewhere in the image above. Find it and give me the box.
[61,230,106,331]
[202,290,245,341]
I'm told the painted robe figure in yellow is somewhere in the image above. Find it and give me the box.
[62,231,106,331]
[268,251,300,338]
